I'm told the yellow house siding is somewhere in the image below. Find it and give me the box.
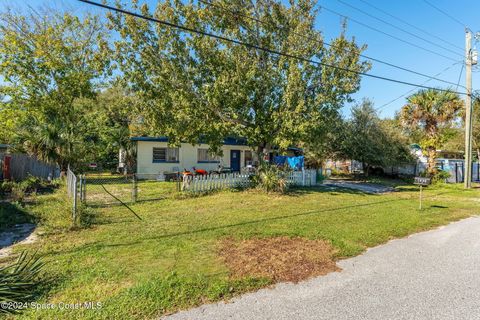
[136,141,256,175]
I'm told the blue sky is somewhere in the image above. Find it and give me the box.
[3,0,480,118]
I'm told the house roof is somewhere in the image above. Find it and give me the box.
[130,137,303,153]
[130,136,248,146]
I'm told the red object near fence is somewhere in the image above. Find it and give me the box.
[3,155,11,180]
[194,169,208,176]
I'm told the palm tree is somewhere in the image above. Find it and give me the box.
[400,89,463,176]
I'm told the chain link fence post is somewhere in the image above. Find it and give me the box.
[132,174,138,203]
[176,172,181,192]
[79,174,83,202]
[82,174,87,203]
[72,173,77,224]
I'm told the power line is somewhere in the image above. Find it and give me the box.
[358,0,463,52]
[320,5,459,62]
[376,62,463,111]
[422,0,465,28]
[198,0,465,89]
[456,63,465,92]
[78,0,466,96]
[336,0,463,58]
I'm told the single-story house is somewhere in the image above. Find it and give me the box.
[132,136,259,178]
[130,136,304,179]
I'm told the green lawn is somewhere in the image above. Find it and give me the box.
[2,181,480,319]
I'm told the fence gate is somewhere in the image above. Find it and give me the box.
[82,174,136,207]
[80,173,181,207]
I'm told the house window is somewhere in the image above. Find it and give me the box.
[244,150,253,166]
[197,148,220,163]
[153,147,179,162]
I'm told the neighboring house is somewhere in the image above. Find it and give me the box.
[132,136,259,178]
[436,149,464,160]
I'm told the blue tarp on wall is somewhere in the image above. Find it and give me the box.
[273,156,304,170]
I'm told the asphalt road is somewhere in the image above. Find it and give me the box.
[165,217,480,320]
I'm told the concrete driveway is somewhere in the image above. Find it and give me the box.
[165,217,480,320]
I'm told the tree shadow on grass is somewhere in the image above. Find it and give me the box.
[47,195,411,256]
[0,202,37,233]
[287,185,373,197]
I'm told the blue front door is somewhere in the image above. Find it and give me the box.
[230,150,241,172]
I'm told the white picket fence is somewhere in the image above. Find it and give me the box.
[287,169,317,186]
[182,169,317,193]
[182,172,251,192]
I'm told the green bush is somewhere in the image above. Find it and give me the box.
[0,252,45,314]
[432,170,451,183]
[251,163,289,193]
[0,176,60,201]
[330,169,351,178]
[0,181,15,194]
[418,169,450,184]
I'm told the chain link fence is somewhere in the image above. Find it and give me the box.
[66,170,181,223]
[82,174,181,206]
[66,167,78,222]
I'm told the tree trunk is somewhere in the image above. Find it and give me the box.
[362,162,369,177]
[256,143,267,167]
[426,147,437,176]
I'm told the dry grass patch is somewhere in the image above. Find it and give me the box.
[219,237,340,283]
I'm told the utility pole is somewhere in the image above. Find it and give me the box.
[464,29,473,189]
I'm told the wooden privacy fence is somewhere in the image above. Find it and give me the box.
[4,153,59,181]
[182,169,318,193]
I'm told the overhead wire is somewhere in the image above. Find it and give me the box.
[335,0,463,58]
[320,5,459,62]
[422,0,465,28]
[198,0,465,89]
[78,0,466,96]
[357,0,463,52]
[376,61,464,112]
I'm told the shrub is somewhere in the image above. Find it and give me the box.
[0,252,45,314]
[432,170,451,183]
[0,176,60,201]
[0,181,15,194]
[251,163,289,193]
[418,169,450,184]
[330,169,351,178]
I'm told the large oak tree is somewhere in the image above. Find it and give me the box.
[108,0,370,155]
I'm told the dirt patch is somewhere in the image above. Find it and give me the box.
[0,223,37,259]
[219,237,340,283]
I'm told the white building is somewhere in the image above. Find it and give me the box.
[132,137,258,179]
